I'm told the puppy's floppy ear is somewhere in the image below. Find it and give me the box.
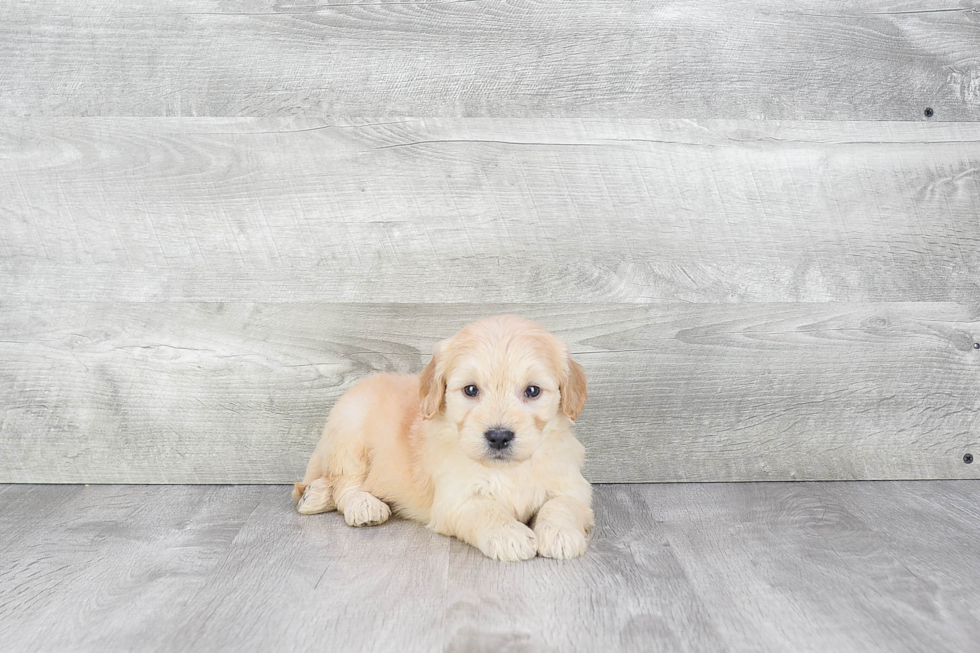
[419,340,446,420]
[560,356,587,421]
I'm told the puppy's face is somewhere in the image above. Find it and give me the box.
[419,315,586,464]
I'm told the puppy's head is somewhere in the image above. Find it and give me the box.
[419,315,587,464]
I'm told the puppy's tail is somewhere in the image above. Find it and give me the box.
[293,477,336,515]
[291,482,308,503]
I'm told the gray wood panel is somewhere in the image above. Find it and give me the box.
[3,483,980,652]
[644,482,979,653]
[2,1,979,119]
[2,118,978,303]
[445,485,727,652]
[0,485,266,649]
[817,480,980,640]
[2,302,977,483]
[0,485,76,548]
[163,488,451,651]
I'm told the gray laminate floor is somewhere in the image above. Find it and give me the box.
[1,482,978,652]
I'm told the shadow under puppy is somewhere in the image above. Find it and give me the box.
[293,314,593,561]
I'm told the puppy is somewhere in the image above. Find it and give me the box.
[292,314,593,561]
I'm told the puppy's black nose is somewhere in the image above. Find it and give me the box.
[484,427,515,450]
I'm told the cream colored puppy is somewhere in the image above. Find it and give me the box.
[292,314,593,561]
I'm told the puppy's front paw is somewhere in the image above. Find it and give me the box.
[478,522,538,562]
[341,491,391,527]
[534,522,588,559]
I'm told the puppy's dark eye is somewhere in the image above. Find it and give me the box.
[524,385,541,399]
[463,385,479,397]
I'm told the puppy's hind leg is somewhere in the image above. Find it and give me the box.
[295,477,335,515]
[293,445,335,514]
[304,385,392,527]
[335,488,391,527]
[328,434,391,528]
[293,470,388,525]
[330,444,391,527]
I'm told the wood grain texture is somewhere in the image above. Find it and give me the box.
[0,485,267,650]
[2,1,979,119]
[0,485,76,548]
[2,302,977,483]
[645,482,980,653]
[3,3,979,488]
[817,480,980,647]
[163,488,451,651]
[2,118,978,303]
[444,485,726,652]
[3,483,980,652]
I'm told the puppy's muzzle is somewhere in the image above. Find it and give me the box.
[484,427,515,451]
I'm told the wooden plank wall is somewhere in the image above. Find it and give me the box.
[1,1,978,483]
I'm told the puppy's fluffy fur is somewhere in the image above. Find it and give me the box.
[293,315,593,561]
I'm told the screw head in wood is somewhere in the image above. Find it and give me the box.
[924,107,934,118]
[965,453,974,464]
